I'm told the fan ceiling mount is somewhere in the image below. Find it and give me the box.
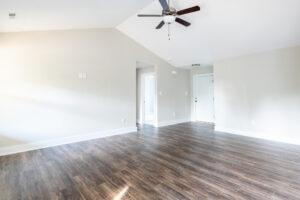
[138,0,200,29]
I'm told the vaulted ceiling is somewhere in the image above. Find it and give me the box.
[118,0,300,67]
[1,0,300,68]
[0,0,152,32]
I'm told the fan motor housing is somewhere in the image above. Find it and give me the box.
[162,7,177,16]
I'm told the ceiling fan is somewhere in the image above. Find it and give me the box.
[137,0,200,29]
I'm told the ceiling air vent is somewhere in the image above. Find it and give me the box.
[192,64,201,67]
[9,13,16,19]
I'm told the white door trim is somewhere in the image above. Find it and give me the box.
[194,73,214,78]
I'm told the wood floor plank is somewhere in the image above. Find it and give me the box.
[1,122,300,199]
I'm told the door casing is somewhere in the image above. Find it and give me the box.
[192,73,215,123]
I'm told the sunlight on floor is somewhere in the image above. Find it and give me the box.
[113,186,129,200]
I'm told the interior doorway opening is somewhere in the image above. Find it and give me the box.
[136,62,157,126]
[142,73,155,124]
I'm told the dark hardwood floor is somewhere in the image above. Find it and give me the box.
[1,122,300,200]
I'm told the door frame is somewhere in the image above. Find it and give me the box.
[141,72,157,125]
[192,73,215,123]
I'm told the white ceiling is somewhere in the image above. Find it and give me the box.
[0,0,152,32]
[118,0,300,67]
[1,0,300,68]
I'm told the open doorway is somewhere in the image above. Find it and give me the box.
[142,73,155,124]
[136,62,156,126]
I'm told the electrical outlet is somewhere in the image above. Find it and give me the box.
[78,73,83,79]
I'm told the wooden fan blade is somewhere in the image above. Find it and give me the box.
[177,6,200,15]
[175,18,191,27]
[138,14,163,17]
[156,21,165,29]
[159,0,169,11]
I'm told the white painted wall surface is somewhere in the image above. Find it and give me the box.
[156,66,191,126]
[0,28,191,154]
[214,46,300,145]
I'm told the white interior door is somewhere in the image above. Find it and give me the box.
[193,74,215,123]
[143,74,155,124]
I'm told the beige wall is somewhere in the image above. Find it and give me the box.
[136,65,190,126]
[214,46,300,145]
[0,28,191,151]
[156,67,190,125]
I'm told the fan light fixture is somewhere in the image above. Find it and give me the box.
[138,0,200,40]
[163,15,175,24]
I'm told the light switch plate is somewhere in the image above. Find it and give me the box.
[82,73,87,79]
[78,73,83,79]
[78,72,87,80]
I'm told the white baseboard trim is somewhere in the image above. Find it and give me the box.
[0,127,137,157]
[215,126,300,146]
[155,119,190,128]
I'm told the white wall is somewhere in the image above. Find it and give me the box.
[156,66,190,127]
[214,46,300,145]
[0,28,191,154]
[136,66,191,127]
